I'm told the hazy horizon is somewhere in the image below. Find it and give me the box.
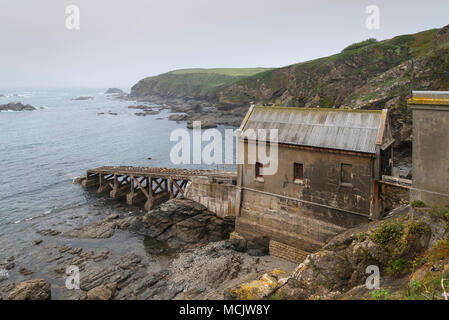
[1,0,449,89]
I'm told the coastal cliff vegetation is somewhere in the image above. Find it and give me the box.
[130,24,449,148]
[226,204,449,300]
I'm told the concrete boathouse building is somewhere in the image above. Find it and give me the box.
[233,106,395,262]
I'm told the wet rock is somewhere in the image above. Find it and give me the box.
[5,262,15,270]
[19,268,34,276]
[135,110,160,116]
[71,96,93,101]
[37,229,61,236]
[0,102,36,111]
[87,282,117,300]
[68,290,88,300]
[134,199,234,248]
[1,282,16,294]
[8,279,51,300]
[105,88,125,95]
[128,104,153,110]
[34,239,43,245]
[80,265,131,292]
[114,270,169,300]
[225,236,269,256]
[177,288,204,299]
[156,282,185,300]
[64,214,120,239]
[169,114,188,121]
[0,271,8,282]
[54,265,66,274]
[116,216,138,230]
[59,245,71,253]
[92,251,110,262]
[187,119,217,129]
[119,253,142,270]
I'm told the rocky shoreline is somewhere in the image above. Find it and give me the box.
[122,94,247,128]
[0,199,295,300]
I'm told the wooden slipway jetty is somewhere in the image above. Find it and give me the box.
[79,166,237,211]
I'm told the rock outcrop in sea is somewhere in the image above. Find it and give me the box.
[71,96,94,101]
[130,199,235,248]
[0,102,36,112]
[105,88,125,95]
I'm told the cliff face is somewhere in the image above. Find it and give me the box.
[130,25,449,148]
[130,68,271,101]
[218,26,449,147]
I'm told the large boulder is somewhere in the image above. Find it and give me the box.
[0,102,36,111]
[131,199,234,248]
[225,236,270,256]
[225,269,289,300]
[105,88,125,95]
[87,282,117,300]
[8,279,51,300]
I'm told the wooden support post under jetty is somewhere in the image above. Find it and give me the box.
[110,175,131,199]
[144,191,170,211]
[80,166,237,211]
[82,173,99,189]
[126,176,147,205]
[97,173,114,193]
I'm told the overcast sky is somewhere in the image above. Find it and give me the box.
[1,0,448,89]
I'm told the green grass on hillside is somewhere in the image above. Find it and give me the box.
[167,68,272,77]
[133,68,272,99]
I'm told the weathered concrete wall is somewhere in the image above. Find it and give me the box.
[269,240,309,264]
[410,92,449,206]
[235,189,368,254]
[235,142,373,256]
[239,142,375,216]
[380,176,411,212]
[184,177,238,218]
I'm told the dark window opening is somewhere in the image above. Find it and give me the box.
[255,162,263,178]
[294,163,304,180]
[341,163,352,184]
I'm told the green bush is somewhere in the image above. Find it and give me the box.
[358,233,368,242]
[408,221,430,235]
[370,222,404,246]
[342,38,378,52]
[406,280,424,299]
[370,289,391,300]
[386,258,411,276]
[411,200,426,208]
[429,205,449,218]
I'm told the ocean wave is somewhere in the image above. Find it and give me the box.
[12,209,52,224]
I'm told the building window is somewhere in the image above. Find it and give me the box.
[341,163,352,185]
[294,163,304,181]
[255,162,263,178]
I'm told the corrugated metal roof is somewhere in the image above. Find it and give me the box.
[241,107,385,154]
